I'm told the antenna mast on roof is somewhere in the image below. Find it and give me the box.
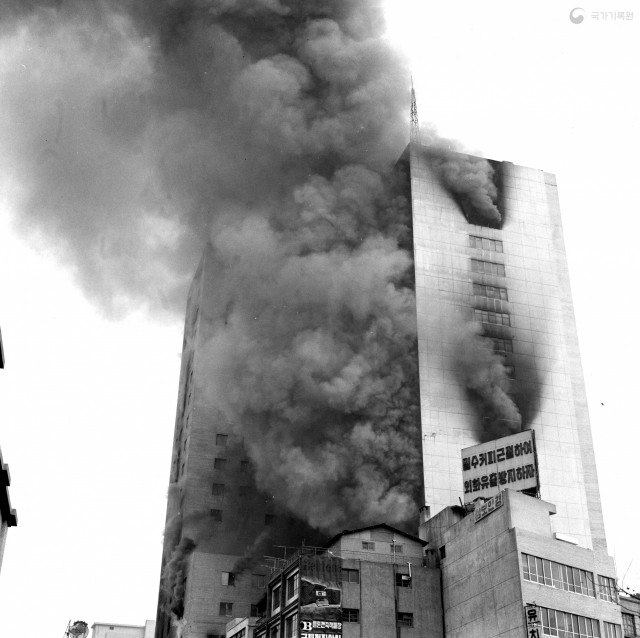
[410,77,420,144]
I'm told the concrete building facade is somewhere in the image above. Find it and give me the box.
[420,490,621,638]
[621,596,640,638]
[91,621,156,638]
[255,525,442,638]
[408,142,606,552]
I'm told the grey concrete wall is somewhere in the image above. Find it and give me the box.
[421,491,622,638]
[340,557,443,638]
[409,143,607,553]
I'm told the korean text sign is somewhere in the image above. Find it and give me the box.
[462,430,538,504]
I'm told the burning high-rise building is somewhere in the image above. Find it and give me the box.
[154,137,615,638]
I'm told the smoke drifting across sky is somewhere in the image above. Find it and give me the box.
[1,2,510,612]
[0,0,409,317]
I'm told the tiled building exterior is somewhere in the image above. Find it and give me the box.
[157,142,617,638]
[408,142,606,553]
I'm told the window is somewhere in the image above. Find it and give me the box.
[598,575,618,603]
[221,571,235,586]
[604,624,623,638]
[492,337,514,353]
[623,615,636,637]
[219,602,233,617]
[265,514,275,526]
[521,554,595,597]
[240,461,250,473]
[470,235,504,253]
[270,626,280,638]
[474,309,511,326]
[214,458,227,470]
[285,613,298,638]
[395,573,411,588]
[540,606,600,638]
[390,544,403,554]
[210,509,223,522]
[397,613,413,628]
[272,585,281,611]
[216,434,228,446]
[343,609,360,623]
[473,283,508,301]
[362,541,375,550]
[439,545,446,559]
[252,574,266,589]
[471,258,506,277]
[286,573,299,600]
[341,569,360,584]
[230,630,246,638]
[212,483,225,496]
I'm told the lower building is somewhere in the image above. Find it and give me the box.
[621,595,640,638]
[253,524,443,638]
[0,445,18,576]
[419,489,623,638]
[91,621,156,638]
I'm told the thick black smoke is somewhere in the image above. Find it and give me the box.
[419,129,501,225]
[1,5,509,628]
[453,324,521,440]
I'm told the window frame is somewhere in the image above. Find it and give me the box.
[397,613,414,628]
[286,571,299,601]
[343,609,360,623]
[219,602,234,617]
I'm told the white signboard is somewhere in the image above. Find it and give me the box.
[525,604,541,638]
[474,491,504,523]
[462,430,538,504]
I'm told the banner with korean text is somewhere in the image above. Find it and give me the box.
[462,430,539,504]
[299,554,342,638]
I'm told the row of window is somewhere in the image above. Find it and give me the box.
[623,614,638,637]
[361,541,406,553]
[493,337,513,353]
[522,554,596,597]
[471,258,506,277]
[473,283,509,301]
[470,235,504,253]
[210,509,274,525]
[474,309,511,326]
[271,573,300,610]
[214,458,250,472]
[540,606,602,638]
[522,553,618,603]
[212,483,254,497]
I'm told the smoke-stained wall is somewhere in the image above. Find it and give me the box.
[410,143,606,553]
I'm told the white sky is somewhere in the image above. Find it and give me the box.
[0,1,638,635]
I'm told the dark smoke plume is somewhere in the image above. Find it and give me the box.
[453,324,521,440]
[420,129,501,225]
[2,5,509,624]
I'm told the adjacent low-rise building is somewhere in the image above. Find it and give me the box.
[621,595,640,638]
[253,524,442,638]
[0,445,18,576]
[91,620,156,638]
[419,489,622,638]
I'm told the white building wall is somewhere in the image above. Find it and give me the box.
[409,143,606,552]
